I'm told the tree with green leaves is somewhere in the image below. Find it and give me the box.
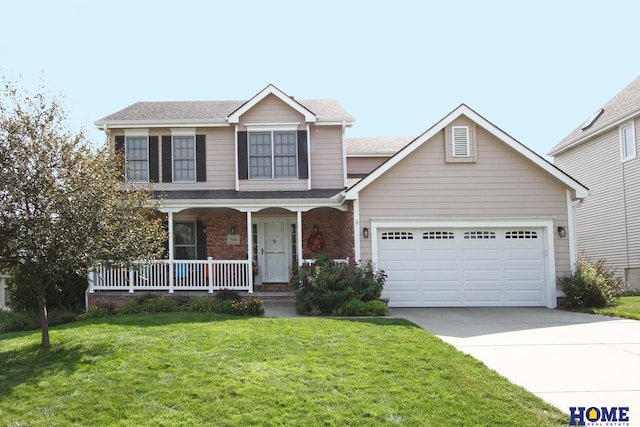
[0,79,166,348]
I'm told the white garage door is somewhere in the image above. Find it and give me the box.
[378,227,547,307]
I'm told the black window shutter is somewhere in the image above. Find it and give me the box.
[237,131,248,179]
[161,136,172,182]
[114,135,125,180]
[196,134,206,182]
[297,130,308,179]
[196,219,207,260]
[148,136,159,182]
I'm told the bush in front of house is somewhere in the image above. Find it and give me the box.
[335,299,390,316]
[559,257,627,308]
[1,310,79,333]
[181,295,264,316]
[291,253,387,315]
[8,269,87,313]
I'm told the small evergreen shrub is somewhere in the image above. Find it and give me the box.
[335,299,390,316]
[116,300,143,314]
[181,296,216,312]
[559,257,627,308]
[0,310,78,333]
[141,296,175,313]
[80,305,114,320]
[214,289,242,301]
[291,253,387,315]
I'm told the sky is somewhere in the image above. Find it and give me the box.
[1,0,638,159]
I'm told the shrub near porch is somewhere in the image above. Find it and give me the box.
[291,253,388,315]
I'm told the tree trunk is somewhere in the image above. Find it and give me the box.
[37,286,50,349]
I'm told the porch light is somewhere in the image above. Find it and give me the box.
[230,225,236,234]
[363,227,369,239]
[557,226,566,238]
[314,225,318,235]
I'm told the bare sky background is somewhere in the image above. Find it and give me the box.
[1,0,638,158]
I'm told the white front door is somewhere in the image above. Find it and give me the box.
[262,220,289,283]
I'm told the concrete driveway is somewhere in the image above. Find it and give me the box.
[391,307,640,414]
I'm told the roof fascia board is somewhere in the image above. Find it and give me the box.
[345,104,588,200]
[158,197,347,212]
[227,84,316,124]
[549,107,640,156]
[95,119,229,130]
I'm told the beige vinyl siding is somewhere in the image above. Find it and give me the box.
[347,157,389,175]
[238,94,305,128]
[555,128,629,270]
[622,120,640,272]
[358,126,571,275]
[310,126,345,188]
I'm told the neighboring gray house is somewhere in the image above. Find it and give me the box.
[549,76,640,289]
[90,85,587,308]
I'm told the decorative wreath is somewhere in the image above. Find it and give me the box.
[308,232,325,252]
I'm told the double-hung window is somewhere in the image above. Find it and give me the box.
[173,136,196,182]
[125,136,149,181]
[620,122,636,162]
[249,131,297,179]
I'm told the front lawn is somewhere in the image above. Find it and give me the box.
[592,295,640,320]
[0,313,566,426]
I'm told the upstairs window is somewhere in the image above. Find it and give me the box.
[452,126,470,157]
[620,122,636,162]
[125,136,149,181]
[249,131,297,179]
[173,136,196,182]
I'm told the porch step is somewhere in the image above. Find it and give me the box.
[253,283,292,292]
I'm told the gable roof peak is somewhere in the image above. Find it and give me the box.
[227,84,317,124]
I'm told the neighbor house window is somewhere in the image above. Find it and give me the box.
[452,126,470,157]
[174,221,196,260]
[249,131,297,179]
[173,136,196,181]
[125,136,149,181]
[620,123,636,162]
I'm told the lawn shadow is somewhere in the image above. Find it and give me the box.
[0,342,110,398]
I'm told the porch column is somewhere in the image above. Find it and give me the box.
[247,211,253,293]
[168,212,174,293]
[296,210,303,266]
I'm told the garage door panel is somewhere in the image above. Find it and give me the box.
[379,226,547,307]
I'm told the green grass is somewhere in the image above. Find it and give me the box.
[591,295,640,320]
[0,313,567,426]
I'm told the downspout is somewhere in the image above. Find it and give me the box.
[341,120,347,188]
[353,198,361,262]
[566,189,578,272]
[622,161,630,277]
[234,124,239,191]
[306,124,312,190]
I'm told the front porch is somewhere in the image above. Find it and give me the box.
[89,201,354,296]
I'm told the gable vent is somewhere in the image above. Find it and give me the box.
[452,126,470,156]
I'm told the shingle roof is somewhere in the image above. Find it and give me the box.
[549,75,640,156]
[346,137,413,156]
[96,99,354,125]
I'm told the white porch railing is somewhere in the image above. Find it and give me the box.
[89,259,252,293]
[302,258,349,266]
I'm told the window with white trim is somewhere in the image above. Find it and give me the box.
[173,136,196,182]
[452,126,470,157]
[620,122,636,162]
[125,136,149,181]
[249,131,297,179]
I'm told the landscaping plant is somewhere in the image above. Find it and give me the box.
[559,256,627,308]
[290,253,387,315]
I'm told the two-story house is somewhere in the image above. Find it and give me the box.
[90,84,587,308]
[549,75,640,289]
